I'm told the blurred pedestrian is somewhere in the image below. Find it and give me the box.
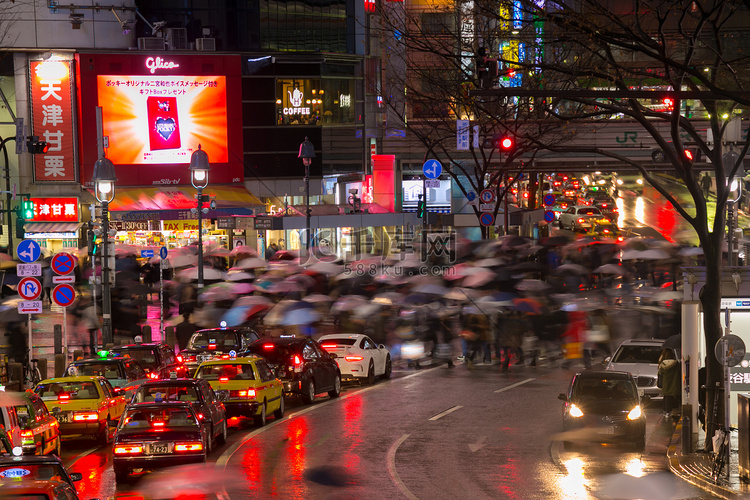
[77,295,101,355]
[42,266,53,307]
[658,348,681,419]
[6,321,27,364]
[175,314,198,352]
[701,172,712,197]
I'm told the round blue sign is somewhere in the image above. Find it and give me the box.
[466,191,476,202]
[160,246,168,259]
[544,210,556,222]
[52,284,76,308]
[479,212,495,227]
[543,194,556,206]
[16,240,41,264]
[422,159,443,179]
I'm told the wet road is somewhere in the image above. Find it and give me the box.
[61,362,717,500]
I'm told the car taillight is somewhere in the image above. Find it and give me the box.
[220,377,229,382]
[196,413,204,420]
[208,344,217,350]
[114,444,143,455]
[175,442,203,452]
[221,355,230,359]
[21,430,33,439]
[177,355,184,363]
[148,372,159,379]
[293,355,303,373]
[58,394,70,400]
[263,344,274,349]
[73,412,98,422]
[230,389,256,398]
[577,218,585,223]
[152,421,166,428]
[345,355,364,362]
[184,355,196,362]
[321,344,337,350]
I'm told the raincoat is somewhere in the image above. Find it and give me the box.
[658,358,680,398]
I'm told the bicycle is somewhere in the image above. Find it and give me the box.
[23,350,41,388]
[711,422,737,482]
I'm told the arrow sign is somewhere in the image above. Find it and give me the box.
[52,284,76,308]
[479,189,496,204]
[141,249,154,258]
[17,301,42,314]
[51,252,75,276]
[422,159,443,179]
[18,277,42,300]
[160,246,168,259]
[16,240,41,264]
[53,275,76,284]
[468,436,487,453]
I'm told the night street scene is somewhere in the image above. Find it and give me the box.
[1,1,750,499]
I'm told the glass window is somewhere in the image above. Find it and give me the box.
[98,380,113,399]
[35,382,98,400]
[196,363,256,381]
[112,347,158,371]
[613,346,663,363]
[276,78,355,126]
[126,362,147,380]
[73,363,123,379]
[256,361,274,382]
[32,399,48,419]
[189,332,239,350]
[121,406,198,429]
[303,343,318,360]
[13,405,30,426]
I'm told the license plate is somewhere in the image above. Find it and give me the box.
[56,413,69,424]
[148,443,170,454]
[599,426,615,435]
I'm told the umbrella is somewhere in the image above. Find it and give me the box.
[177,266,226,282]
[235,257,268,269]
[220,304,270,327]
[281,307,321,326]
[552,263,589,275]
[515,279,551,292]
[303,294,335,303]
[372,292,405,305]
[508,261,543,273]
[285,274,317,288]
[229,282,254,295]
[499,235,531,248]
[621,238,652,251]
[621,249,643,260]
[474,257,506,268]
[488,291,518,302]
[267,281,307,294]
[637,249,672,260]
[413,284,449,295]
[443,288,478,302]
[352,302,383,319]
[462,269,496,288]
[512,297,544,314]
[678,246,703,256]
[662,334,681,351]
[264,300,301,325]
[594,263,625,275]
[306,261,344,276]
[205,247,231,257]
[199,283,235,302]
[225,271,255,282]
[165,253,199,268]
[331,295,369,313]
[233,295,273,308]
[229,245,258,257]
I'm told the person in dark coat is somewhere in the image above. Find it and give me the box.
[658,348,681,419]
[7,321,28,363]
[175,314,199,352]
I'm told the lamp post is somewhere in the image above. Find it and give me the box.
[298,137,315,259]
[189,145,210,289]
[92,156,117,346]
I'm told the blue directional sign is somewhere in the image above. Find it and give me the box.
[422,159,443,179]
[141,249,154,259]
[160,246,168,259]
[16,240,41,264]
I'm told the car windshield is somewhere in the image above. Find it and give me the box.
[0,463,67,482]
[121,407,198,429]
[574,379,637,401]
[36,381,98,400]
[247,343,296,364]
[189,332,238,350]
[73,363,123,379]
[112,348,158,370]
[196,364,255,381]
[612,346,663,364]
[133,385,200,403]
[320,338,357,347]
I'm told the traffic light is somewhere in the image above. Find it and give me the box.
[26,136,49,154]
[21,199,34,220]
[89,220,101,256]
[497,135,514,152]
[416,196,426,219]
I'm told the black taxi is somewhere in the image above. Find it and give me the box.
[180,327,260,375]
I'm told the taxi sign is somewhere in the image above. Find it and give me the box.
[229,350,237,358]
[18,277,42,300]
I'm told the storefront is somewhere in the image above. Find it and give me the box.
[23,197,83,252]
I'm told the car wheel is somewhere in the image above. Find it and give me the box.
[366,362,375,385]
[98,418,112,445]
[217,419,228,445]
[114,468,129,483]
[301,380,316,404]
[274,394,285,419]
[254,402,267,427]
[382,355,392,379]
[328,374,341,398]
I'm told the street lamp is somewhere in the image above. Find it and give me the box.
[298,137,315,258]
[92,156,117,346]
[189,144,210,289]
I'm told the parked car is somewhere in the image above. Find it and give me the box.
[180,327,261,375]
[14,392,62,456]
[605,338,676,399]
[195,355,284,427]
[318,334,392,384]
[110,342,189,380]
[0,453,84,499]
[558,370,647,450]
[130,378,228,446]
[65,355,149,400]
[558,205,604,231]
[113,402,209,483]
[247,337,341,404]
[34,376,126,444]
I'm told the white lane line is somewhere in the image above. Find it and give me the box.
[493,377,536,394]
[65,446,100,469]
[428,405,463,421]
[387,434,419,500]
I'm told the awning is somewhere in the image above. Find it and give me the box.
[23,222,84,235]
[104,185,263,212]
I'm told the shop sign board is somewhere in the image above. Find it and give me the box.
[110,220,150,231]
[254,217,283,230]
[29,197,79,222]
[216,217,235,229]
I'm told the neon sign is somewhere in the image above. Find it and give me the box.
[145,56,180,74]
[283,86,310,115]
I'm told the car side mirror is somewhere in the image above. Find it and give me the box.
[69,472,83,482]
[379,344,386,349]
[557,393,568,402]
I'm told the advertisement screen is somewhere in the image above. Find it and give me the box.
[97,75,228,165]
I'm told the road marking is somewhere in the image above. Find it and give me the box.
[65,446,100,469]
[468,435,487,453]
[387,434,419,500]
[494,377,536,393]
[215,364,443,497]
[428,405,463,421]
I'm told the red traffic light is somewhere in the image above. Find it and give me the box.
[684,149,694,161]
[498,136,514,150]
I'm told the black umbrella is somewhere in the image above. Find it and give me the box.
[662,334,681,351]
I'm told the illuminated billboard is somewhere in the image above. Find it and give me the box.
[77,54,243,187]
[97,74,228,165]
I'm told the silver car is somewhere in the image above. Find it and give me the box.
[605,339,675,399]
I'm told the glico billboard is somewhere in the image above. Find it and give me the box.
[77,53,243,186]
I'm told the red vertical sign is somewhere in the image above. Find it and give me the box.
[29,60,76,182]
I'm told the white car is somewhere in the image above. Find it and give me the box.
[558,205,604,231]
[318,334,392,385]
[605,338,676,399]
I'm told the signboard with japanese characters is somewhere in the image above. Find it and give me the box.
[29,197,78,222]
[29,60,76,182]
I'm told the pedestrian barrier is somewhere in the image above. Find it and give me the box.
[37,357,47,381]
[54,354,65,378]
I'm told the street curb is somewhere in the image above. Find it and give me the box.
[667,419,738,500]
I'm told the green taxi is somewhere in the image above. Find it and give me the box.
[14,392,62,456]
[194,355,284,427]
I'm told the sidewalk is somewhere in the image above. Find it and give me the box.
[667,418,750,499]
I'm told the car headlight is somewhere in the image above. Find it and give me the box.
[636,178,643,185]
[569,404,584,418]
[627,405,642,420]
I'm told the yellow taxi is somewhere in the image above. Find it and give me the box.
[194,355,284,427]
[14,392,62,456]
[33,376,127,444]
[587,218,624,241]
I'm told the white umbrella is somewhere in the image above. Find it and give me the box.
[233,295,273,308]
[443,288,478,302]
[229,245,257,257]
[331,295,369,313]
[303,294,335,303]
[553,263,589,275]
[474,257,506,268]
[166,253,199,268]
[637,249,672,260]
[225,271,255,282]
[235,257,268,269]
[678,247,703,256]
[515,279,551,291]
[306,261,344,276]
[372,292,405,305]
[462,269,496,288]
[177,266,226,282]
[593,263,625,276]
[413,284,449,295]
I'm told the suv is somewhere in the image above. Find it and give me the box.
[247,337,341,404]
[180,327,261,375]
[605,339,675,399]
[110,342,189,380]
